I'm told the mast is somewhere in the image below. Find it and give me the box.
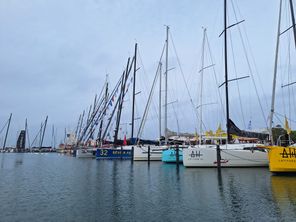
[40,116,48,149]
[164,25,169,145]
[159,62,162,145]
[77,110,85,144]
[114,57,132,144]
[224,0,231,143]
[98,78,109,144]
[289,0,296,48]
[74,114,81,141]
[64,128,67,149]
[24,118,28,149]
[25,118,31,150]
[199,28,206,145]
[51,125,55,148]
[131,43,137,140]
[39,123,43,148]
[269,0,282,145]
[3,113,12,149]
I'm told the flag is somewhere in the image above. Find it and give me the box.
[284,116,291,135]
[123,135,127,146]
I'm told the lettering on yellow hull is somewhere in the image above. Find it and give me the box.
[264,146,296,173]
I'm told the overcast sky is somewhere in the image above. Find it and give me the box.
[1,0,294,146]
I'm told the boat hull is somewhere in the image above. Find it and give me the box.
[75,148,96,158]
[133,145,167,161]
[183,144,268,167]
[264,146,296,173]
[96,147,132,159]
[162,149,183,163]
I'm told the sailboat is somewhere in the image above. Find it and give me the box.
[96,44,139,160]
[131,27,171,161]
[183,0,269,167]
[259,0,296,173]
[1,113,12,153]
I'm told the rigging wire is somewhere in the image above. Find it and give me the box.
[231,0,269,128]
[137,44,166,141]
[169,31,204,130]
[137,48,159,123]
[228,28,247,129]
[205,32,226,128]
[275,111,296,123]
[0,120,9,135]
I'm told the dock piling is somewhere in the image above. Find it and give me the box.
[216,144,221,168]
[176,145,179,165]
[131,146,134,162]
[148,145,150,162]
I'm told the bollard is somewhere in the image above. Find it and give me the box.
[176,145,179,165]
[216,144,221,168]
[148,145,151,162]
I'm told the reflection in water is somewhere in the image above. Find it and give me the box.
[111,160,119,221]
[228,175,244,220]
[1,154,296,221]
[271,175,296,220]
[1,154,4,168]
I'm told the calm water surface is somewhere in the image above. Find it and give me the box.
[0,153,296,221]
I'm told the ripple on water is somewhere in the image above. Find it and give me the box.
[0,154,296,221]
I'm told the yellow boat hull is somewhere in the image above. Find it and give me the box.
[263,146,296,173]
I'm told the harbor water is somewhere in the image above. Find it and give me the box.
[0,153,296,221]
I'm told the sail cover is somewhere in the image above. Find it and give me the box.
[228,119,268,140]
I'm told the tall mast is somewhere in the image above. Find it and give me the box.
[74,114,81,140]
[289,0,296,48]
[39,123,43,147]
[114,58,132,144]
[26,118,31,150]
[131,43,137,140]
[159,62,162,145]
[98,77,109,144]
[64,128,67,148]
[3,113,12,149]
[51,125,55,148]
[224,0,231,143]
[25,118,28,148]
[164,25,169,145]
[77,110,85,144]
[199,28,206,145]
[40,116,48,149]
[269,0,282,145]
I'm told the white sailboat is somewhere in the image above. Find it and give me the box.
[183,0,268,167]
[75,147,96,158]
[183,143,268,167]
[133,26,170,161]
[133,145,167,161]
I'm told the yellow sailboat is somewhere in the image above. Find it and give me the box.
[261,118,296,173]
[260,145,296,173]
[262,0,296,173]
